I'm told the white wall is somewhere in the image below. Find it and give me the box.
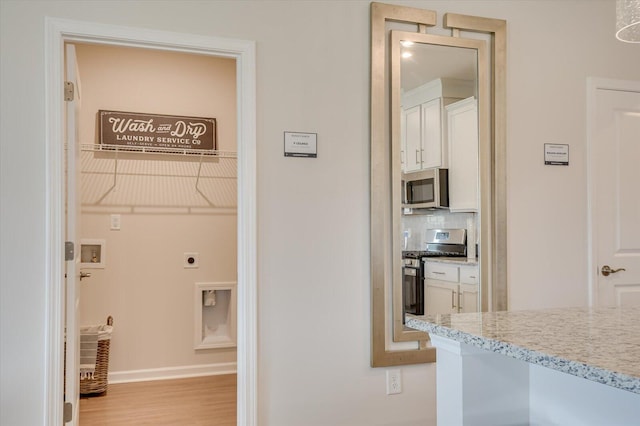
[75,44,238,375]
[2,1,640,426]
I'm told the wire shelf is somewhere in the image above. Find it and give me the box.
[81,143,237,158]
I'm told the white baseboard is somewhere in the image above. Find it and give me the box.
[108,362,236,384]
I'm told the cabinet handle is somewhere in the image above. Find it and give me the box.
[415,149,420,164]
[452,291,457,309]
[458,291,463,311]
[432,271,445,275]
[400,150,404,164]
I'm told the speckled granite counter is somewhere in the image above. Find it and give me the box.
[406,306,640,394]
[422,257,478,266]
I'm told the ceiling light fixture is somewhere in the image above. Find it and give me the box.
[616,0,640,43]
[402,52,412,59]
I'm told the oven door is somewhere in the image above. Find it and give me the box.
[402,266,425,319]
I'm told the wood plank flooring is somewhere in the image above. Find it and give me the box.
[79,374,236,425]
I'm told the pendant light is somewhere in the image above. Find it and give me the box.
[616,0,640,43]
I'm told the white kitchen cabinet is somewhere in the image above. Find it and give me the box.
[446,97,479,212]
[401,98,443,172]
[425,261,479,315]
[421,98,444,169]
[459,283,478,313]
[426,279,459,315]
[401,78,474,173]
[425,262,459,282]
[402,105,422,172]
[459,265,479,285]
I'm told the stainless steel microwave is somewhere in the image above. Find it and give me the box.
[402,168,449,209]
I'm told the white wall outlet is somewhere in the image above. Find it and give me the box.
[110,214,121,230]
[184,252,199,268]
[386,369,402,395]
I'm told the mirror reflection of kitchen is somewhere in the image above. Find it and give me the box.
[398,36,481,317]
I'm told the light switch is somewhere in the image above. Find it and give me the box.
[110,214,121,230]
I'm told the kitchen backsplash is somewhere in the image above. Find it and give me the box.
[402,211,477,251]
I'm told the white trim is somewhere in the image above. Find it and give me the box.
[44,18,257,426]
[108,362,237,384]
[586,77,640,307]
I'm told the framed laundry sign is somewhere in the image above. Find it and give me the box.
[99,110,216,151]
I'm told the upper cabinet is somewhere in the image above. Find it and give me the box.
[446,96,479,212]
[401,78,473,173]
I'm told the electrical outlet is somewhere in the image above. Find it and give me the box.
[386,369,402,395]
[184,252,199,268]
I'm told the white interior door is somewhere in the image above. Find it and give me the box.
[589,79,640,307]
[64,42,82,425]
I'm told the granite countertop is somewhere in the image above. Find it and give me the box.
[406,306,640,394]
[423,257,478,266]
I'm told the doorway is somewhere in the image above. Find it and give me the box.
[587,78,640,307]
[70,41,238,422]
[45,18,256,425]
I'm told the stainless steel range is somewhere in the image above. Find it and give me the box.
[401,229,467,320]
[402,228,467,259]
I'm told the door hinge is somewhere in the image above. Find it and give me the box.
[64,81,74,101]
[63,402,73,422]
[65,241,74,261]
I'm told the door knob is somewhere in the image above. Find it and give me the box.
[601,265,626,276]
[79,271,92,281]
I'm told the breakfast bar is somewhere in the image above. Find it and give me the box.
[406,306,640,425]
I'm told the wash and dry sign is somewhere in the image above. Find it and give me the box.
[99,110,216,151]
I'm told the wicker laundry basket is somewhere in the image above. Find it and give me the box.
[80,316,114,396]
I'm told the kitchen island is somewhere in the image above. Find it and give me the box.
[406,306,640,425]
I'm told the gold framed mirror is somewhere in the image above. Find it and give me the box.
[370,2,507,367]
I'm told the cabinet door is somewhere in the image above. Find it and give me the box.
[447,97,479,212]
[459,265,479,285]
[403,105,422,172]
[425,279,458,315]
[425,262,459,283]
[459,283,478,313]
[421,98,443,169]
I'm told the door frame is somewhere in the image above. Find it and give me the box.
[44,18,257,425]
[586,77,640,307]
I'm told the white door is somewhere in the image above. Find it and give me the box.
[64,43,82,425]
[589,79,640,307]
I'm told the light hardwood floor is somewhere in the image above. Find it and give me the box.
[79,374,236,425]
